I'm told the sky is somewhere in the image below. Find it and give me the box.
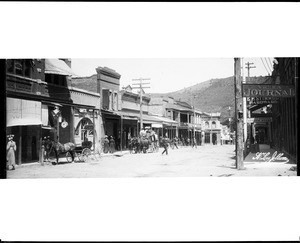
[71,58,274,93]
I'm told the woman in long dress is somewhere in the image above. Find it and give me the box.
[6,135,17,170]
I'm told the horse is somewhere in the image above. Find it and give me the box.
[45,139,76,164]
[139,136,151,153]
[129,137,141,154]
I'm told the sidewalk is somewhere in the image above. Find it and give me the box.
[14,150,131,168]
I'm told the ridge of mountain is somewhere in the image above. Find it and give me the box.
[150,75,270,122]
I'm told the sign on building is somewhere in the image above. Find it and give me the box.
[247,97,280,105]
[242,84,295,97]
[247,117,272,123]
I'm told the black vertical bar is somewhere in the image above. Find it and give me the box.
[0,59,7,179]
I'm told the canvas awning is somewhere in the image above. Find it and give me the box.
[7,118,42,127]
[7,98,42,127]
[154,116,178,126]
[114,111,138,120]
[45,59,78,76]
[151,123,163,128]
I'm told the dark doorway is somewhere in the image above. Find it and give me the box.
[21,126,28,162]
[31,136,37,160]
[212,133,217,145]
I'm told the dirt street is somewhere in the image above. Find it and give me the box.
[6,145,296,178]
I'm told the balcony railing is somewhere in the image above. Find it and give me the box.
[6,73,71,101]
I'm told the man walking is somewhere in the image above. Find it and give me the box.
[161,136,169,155]
[192,137,197,149]
[174,136,179,149]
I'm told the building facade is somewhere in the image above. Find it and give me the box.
[270,58,298,162]
[149,95,203,144]
[201,112,221,145]
[6,58,75,164]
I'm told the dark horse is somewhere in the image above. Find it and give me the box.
[45,139,76,164]
[139,136,151,153]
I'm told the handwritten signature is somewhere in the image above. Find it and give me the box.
[252,151,289,163]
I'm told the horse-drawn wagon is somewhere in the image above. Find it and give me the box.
[43,138,97,164]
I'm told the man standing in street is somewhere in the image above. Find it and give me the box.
[192,137,197,149]
[161,135,169,155]
[173,136,179,149]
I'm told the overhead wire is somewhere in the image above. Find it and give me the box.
[267,57,274,73]
[260,58,270,75]
[264,57,272,74]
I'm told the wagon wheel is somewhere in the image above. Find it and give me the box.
[66,151,73,163]
[48,148,57,164]
[143,146,147,153]
[82,148,92,162]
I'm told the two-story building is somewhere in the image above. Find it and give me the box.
[201,112,222,145]
[72,67,122,149]
[148,95,203,144]
[270,58,298,162]
[6,58,76,164]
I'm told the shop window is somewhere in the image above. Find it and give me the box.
[205,122,209,129]
[45,74,53,84]
[102,89,109,110]
[212,121,216,129]
[7,59,14,73]
[15,60,23,76]
[7,59,33,78]
[24,60,32,77]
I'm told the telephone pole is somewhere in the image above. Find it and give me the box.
[234,58,244,170]
[132,78,150,131]
[244,62,256,82]
[244,61,256,146]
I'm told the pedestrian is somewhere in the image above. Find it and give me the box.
[161,136,169,155]
[192,137,197,148]
[6,134,17,170]
[187,137,190,146]
[42,136,51,162]
[103,135,109,153]
[174,136,179,149]
[109,136,115,153]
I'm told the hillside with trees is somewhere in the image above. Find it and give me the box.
[150,75,270,123]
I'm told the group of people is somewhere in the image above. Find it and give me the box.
[103,135,116,154]
[178,136,199,147]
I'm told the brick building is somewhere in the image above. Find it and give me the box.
[6,58,75,164]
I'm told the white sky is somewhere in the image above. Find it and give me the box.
[71,57,274,93]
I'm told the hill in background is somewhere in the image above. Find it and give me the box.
[150,76,270,123]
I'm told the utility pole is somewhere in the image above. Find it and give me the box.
[210,112,212,145]
[132,78,150,132]
[234,58,245,170]
[244,62,256,82]
[244,61,256,148]
[192,95,197,140]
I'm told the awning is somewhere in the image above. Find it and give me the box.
[7,98,42,127]
[115,111,138,120]
[142,114,165,124]
[42,101,62,107]
[7,118,42,127]
[154,116,178,126]
[42,126,53,130]
[152,123,163,128]
[45,59,78,76]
